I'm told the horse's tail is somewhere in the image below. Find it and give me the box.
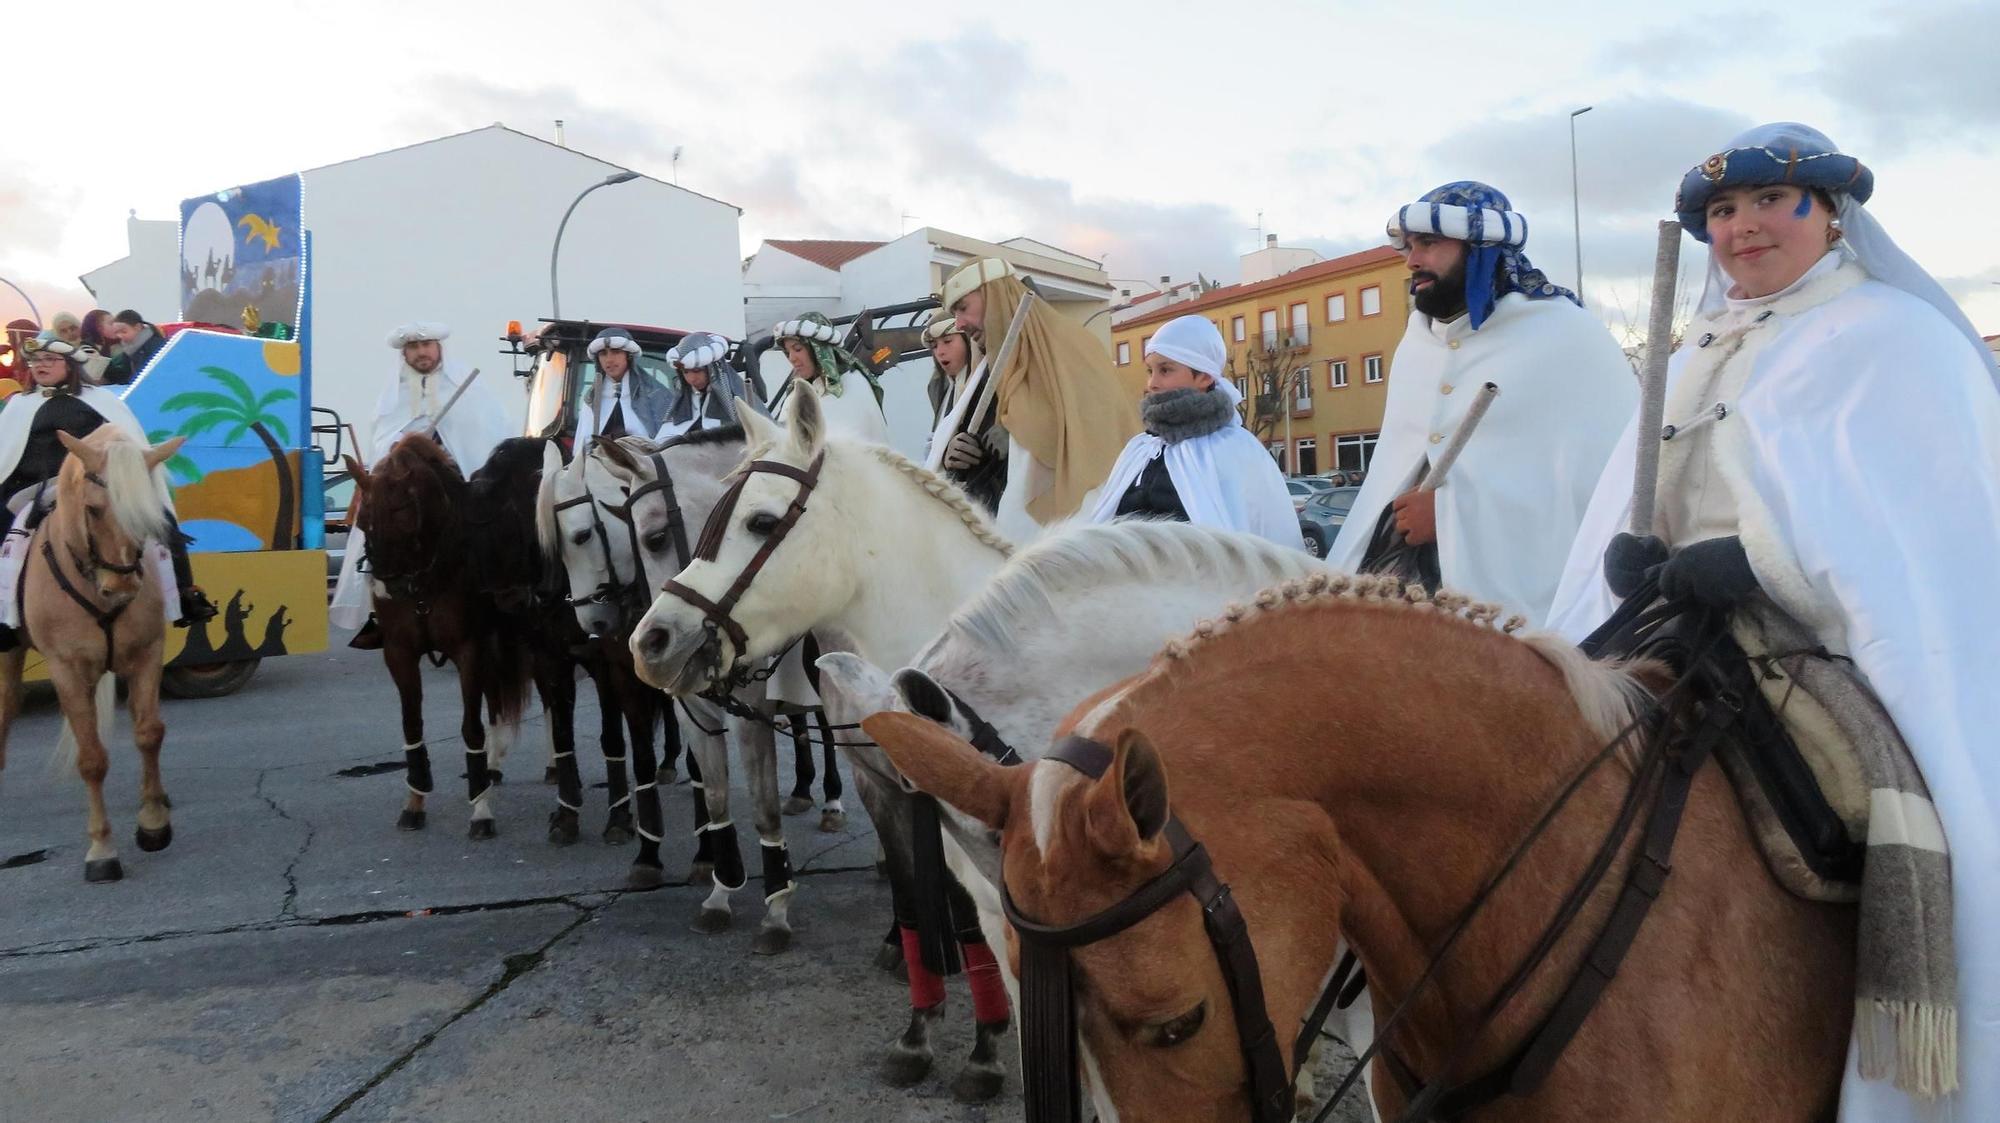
[52,672,117,776]
[480,625,533,729]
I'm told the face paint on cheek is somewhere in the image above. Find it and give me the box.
[1793,192,1813,219]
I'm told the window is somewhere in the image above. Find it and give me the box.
[1232,315,1246,342]
[1328,359,1349,389]
[1116,341,1130,366]
[1326,292,1347,323]
[1288,302,1309,347]
[1259,309,1279,349]
[1292,366,1312,412]
[1336,432,1381,471]
[1295,438,1318,477]
[1233,376,1248,401]
[1364,354,1384,383]
[1268,441,1287,473]
[1140,335,1151,361]
[1360,285,1383,317]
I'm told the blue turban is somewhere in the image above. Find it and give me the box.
[1673,122,1874,244]
[1386,181,1577,330]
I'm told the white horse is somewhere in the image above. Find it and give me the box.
[537,430,799,955]
[811,520,1377,1118]
[629,387,1018,1099]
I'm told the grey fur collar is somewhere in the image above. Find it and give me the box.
[1141,387,1234,444]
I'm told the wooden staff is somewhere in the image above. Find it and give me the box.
[1630,220,1681,535]
[428,367,482,430]
[966,289,1036,435]
[1421,382,1499,491]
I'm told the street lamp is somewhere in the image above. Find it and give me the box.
[1570,106,1593,304]
[0,275,41,324]
[550,170,642,319]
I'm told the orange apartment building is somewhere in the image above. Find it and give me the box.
[1111,246,1412,476]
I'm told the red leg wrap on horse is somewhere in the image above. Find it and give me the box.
[964,939,1011,1023]
[900,925,946,1009]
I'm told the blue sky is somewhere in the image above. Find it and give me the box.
[6,0,1996,336]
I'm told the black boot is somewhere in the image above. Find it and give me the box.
[162,517,218,627]
[348,615,383,650]
[175,586,218,627]
[0,623,17,653]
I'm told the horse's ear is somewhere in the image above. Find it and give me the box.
[596,437,644,479]
[1080,727,1172,856]
[343,454,370,492]
[736,395,780,448]
[57,430,87,456]
[144,435,187,469]
[786,379,826,456]
[863,711,1013,831]
[892,667,953,724]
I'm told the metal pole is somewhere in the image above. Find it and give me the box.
[1570,106,1592,304]
[0,275,42,323]
[549,172,641,319]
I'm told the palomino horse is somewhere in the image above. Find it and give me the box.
[539,428,799,943]
[629,387,1016,1100]
[464,437,662,853]
[866,575,1856,1122]
[345,433,530,839]
[0,428,183,881]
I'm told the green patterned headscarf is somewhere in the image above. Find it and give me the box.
[770,312,883,405]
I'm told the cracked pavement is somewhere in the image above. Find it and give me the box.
[0,639,1039,1123]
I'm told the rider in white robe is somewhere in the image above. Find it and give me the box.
[1328,181,1634,623]
[1088,315,1299,548]
[654,332,766,440]
[1546,123,2000,1122]
[330,321,513,633]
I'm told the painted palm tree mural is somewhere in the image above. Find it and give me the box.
[146,429,204,485]
[162,366,297,550]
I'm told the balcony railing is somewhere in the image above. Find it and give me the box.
[1257,327,1311,351]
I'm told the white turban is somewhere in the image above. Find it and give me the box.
[941,257,1015,310]
[668,331,730,370]
[387,321,450,348]
[1144,314,1227,378]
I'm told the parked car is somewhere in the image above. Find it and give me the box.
[1298,485,1361,558]
[1285,476,1338,511]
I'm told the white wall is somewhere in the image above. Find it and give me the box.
[741,247,841,338]
[303,127,742,453]
[79,217,180,323]
[837,235,942,459]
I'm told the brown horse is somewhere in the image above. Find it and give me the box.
[0,428,183,882]
[865,575,1856,1122]
[345,433,528,838]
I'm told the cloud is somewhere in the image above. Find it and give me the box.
[1814,3,2000,152]
[0,171,81,258]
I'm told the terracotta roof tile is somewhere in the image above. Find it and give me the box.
[764,239,888,271]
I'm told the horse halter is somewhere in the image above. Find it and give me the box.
[69,471,146,578]
[660,450,825,680]
[555,445,693,637]
[1003,735,1298,1123]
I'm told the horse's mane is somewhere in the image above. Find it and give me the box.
[70,429,167,544]
[384,431,463,483]
[730,433,1013,557]
[939,521,1326,656]
[1158,572,1649,745]
[654,423,745,449]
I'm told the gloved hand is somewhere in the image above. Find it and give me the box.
[1657,535,1759,608]
[1603,533,1668,598]
[942,432,988,472]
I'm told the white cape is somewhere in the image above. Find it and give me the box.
[1087,419,1300,549]
[334,357,513,630]
[1328,293,1633,622]
[1547,262,2000,1122]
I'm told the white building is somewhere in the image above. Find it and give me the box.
[82,125,744,457]
[741,227,1115,458]
[1239,234,1322,284]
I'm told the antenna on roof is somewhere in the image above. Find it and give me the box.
[672,147,683,185]
[555,119,566,147]
[900,210,919,236]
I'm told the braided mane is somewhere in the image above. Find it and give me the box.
[861,444,1013,556]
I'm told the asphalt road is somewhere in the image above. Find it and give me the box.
[0,637,1365,1123]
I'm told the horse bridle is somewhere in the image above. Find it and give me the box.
[1003,734,1298,1123]
[37,472,146,652]
[554,443,694,637]
[659,450,825,680]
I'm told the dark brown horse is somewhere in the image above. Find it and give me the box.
[345,434,529,838]
[464,437,679,871]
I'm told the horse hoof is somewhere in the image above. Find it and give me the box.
[873,940,905,973]
[881,1050,934,1088]
[659,765,677,786]
[950,1065,1005,1103]
[817,809,847,833]
[547,809,580,846]
[751,926,793,956]
[626,863,666,890]
[782,795,814,816]
[397,809,428,831]
[468,819,498,841]
[692,908,732,935]
[689,860,714,884]
[135,823,173,852]
[84,857,124,883]
[543,765,559,785]
[603,809,634,845]
[874,858,890,881]
[488,770,503,785]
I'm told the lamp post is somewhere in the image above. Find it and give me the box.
[550,171,642,318]
[1570,106,1593,304]
[0,275,41,324]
